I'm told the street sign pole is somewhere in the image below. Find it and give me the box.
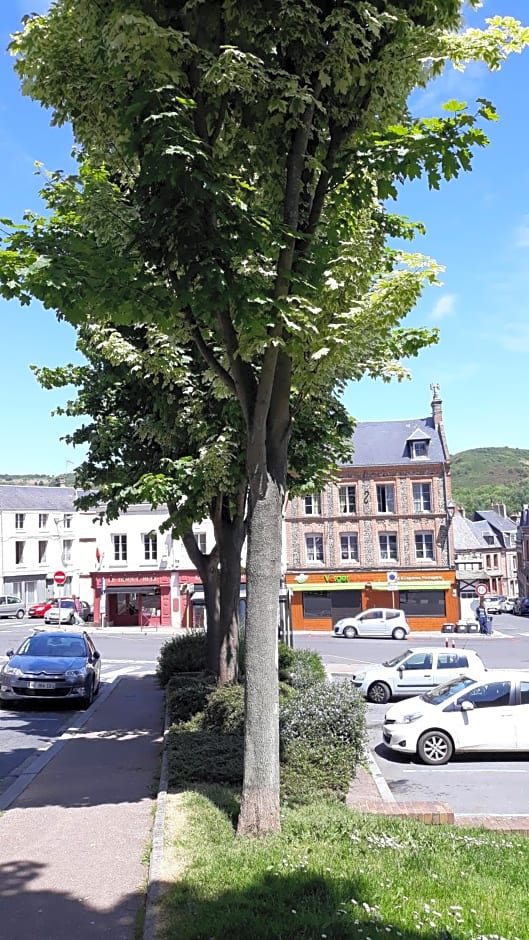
[54,570,66,626]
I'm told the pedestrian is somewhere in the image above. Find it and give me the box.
[477,606,492,636]
[72,595,84,626]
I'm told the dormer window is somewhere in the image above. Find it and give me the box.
[410,440,429,459]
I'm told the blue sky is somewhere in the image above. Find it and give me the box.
[1,2,528,475]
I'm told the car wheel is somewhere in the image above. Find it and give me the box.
[69,614,75,625]
[392,627,406,640]
[16,609,24,620]
[81,679,95,710]
[343,625,358,639]
[367,681,391,704]
[417,730,453,766]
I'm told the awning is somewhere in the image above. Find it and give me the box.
[371,580,453,591]
[290,582,366,592]
[105,584,160,594]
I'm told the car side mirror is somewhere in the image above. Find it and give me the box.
[460,700,474,711]
[6,650,14,658]
[398,666,404,676]
[93,651,101,660]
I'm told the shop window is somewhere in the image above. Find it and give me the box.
[400,590,446,617]
[302,591,331,618]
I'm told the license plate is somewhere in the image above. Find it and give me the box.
[28,681,56,690]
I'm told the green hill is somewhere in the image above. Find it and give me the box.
[451,447,529,517]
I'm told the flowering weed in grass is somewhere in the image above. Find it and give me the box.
[159,791,529,940]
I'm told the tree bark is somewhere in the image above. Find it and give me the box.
[214,490,247,686]
[181,529,220,675]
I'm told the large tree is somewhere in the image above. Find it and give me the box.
[2,1,528,834]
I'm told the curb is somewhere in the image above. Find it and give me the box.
[143,700,170,940]
[0,676,120,811]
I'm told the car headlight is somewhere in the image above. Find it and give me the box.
[400,712,423,724]
[353,671,366,682]
[3,665,23,676]
[65,668,87,678]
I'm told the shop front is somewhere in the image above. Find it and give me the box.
[92,570,178,628]
[286,569,459,633]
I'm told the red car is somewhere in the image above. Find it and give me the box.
[28,599,55,619]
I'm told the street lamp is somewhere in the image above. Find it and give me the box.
[446,502,456,524]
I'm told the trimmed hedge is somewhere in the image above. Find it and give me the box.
[166,673,216,725]
[157,631,207,687]
[278,642,326,689]
[167,727,243,786]
[201,684,245,735]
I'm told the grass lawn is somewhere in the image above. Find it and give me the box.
[157,786,527,940]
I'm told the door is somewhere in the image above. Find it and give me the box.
[431,651,476,687]
[394,651,434,696]
[355,609,385,637]
[451,680,516,752]
[514,680,529,750]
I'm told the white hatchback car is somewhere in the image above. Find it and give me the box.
[333,608,410,640]
[382,670,529,765]
[352,647,486,703]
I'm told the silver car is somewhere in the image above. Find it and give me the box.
[0,630,101,707]
[0,595,25,619]
[333,607,410,640]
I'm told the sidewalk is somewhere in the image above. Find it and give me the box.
[0,673,164,939]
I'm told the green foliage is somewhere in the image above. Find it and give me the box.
[156,631,207,687]
[166,727,243,787]
[452,446,529,516]
[280,679,367,752]
[280,741,358,804]
[278,643,326,689]
[165,673,216,725]
[201,685,245,735]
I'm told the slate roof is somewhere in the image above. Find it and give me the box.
[0,485,77,512]
[342,416,445,468]
[452,513,483,551]
[473,509,517,534]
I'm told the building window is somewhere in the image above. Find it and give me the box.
[415,532,434,560]
[376,484,395,514]
[379,533,397,561]
[62,540,73,564]
[39,513,48,529]
[340,534,359,562]
[304,494,321,515]
[112,534,128,562]
[409,440,429,459]
[63,514,73,529]
[339,486,356,514]
[15,541,25,565]
[412,482,432,512]
[143,533,158,561]
[15,513,25,530]
[196,531,207,553]
[302,591,331,618]
[483,534,494,545]
[38,540,48,564]
[400,589,446,617]
[305,534,324,563]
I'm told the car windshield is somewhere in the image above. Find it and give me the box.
[50,600,74,609]
[421,675,476,705]
[383,650,413,668]
[16,635,87,658]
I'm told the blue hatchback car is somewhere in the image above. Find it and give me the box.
[513,598,529,617]
[0,630,101,707]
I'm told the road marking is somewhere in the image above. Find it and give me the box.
[386,766,529,773]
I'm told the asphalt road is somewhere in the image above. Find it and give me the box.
[0,619,168,796]
[296,614,529,817]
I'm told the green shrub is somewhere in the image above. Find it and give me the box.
[166,727,243,786]
[281,741,357,804]
[280,678,366,754]
[157,631,207,687]
[166,673,216,724]
[278,643,326,689]
[201,684,245,734]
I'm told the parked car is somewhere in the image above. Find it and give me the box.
[0,630,101,707]
[333,608,410,640]
[28,599,55,619]
[513,598,529,616]
[499,598,516,614]
[382,669,529,765]
[482,595,506,615]
[352,647,486,704]
[0,595,25,620]
[43,598,92,626]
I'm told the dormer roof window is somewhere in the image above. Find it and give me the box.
[406,428,431,459]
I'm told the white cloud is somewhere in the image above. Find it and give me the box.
[430,294,456,320]
[515,217,529,249]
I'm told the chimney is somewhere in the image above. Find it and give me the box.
[430,383,443,427]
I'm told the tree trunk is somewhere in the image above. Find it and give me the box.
[181,529,220,675]
[215,493,247,686]
[237,419,288,835]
